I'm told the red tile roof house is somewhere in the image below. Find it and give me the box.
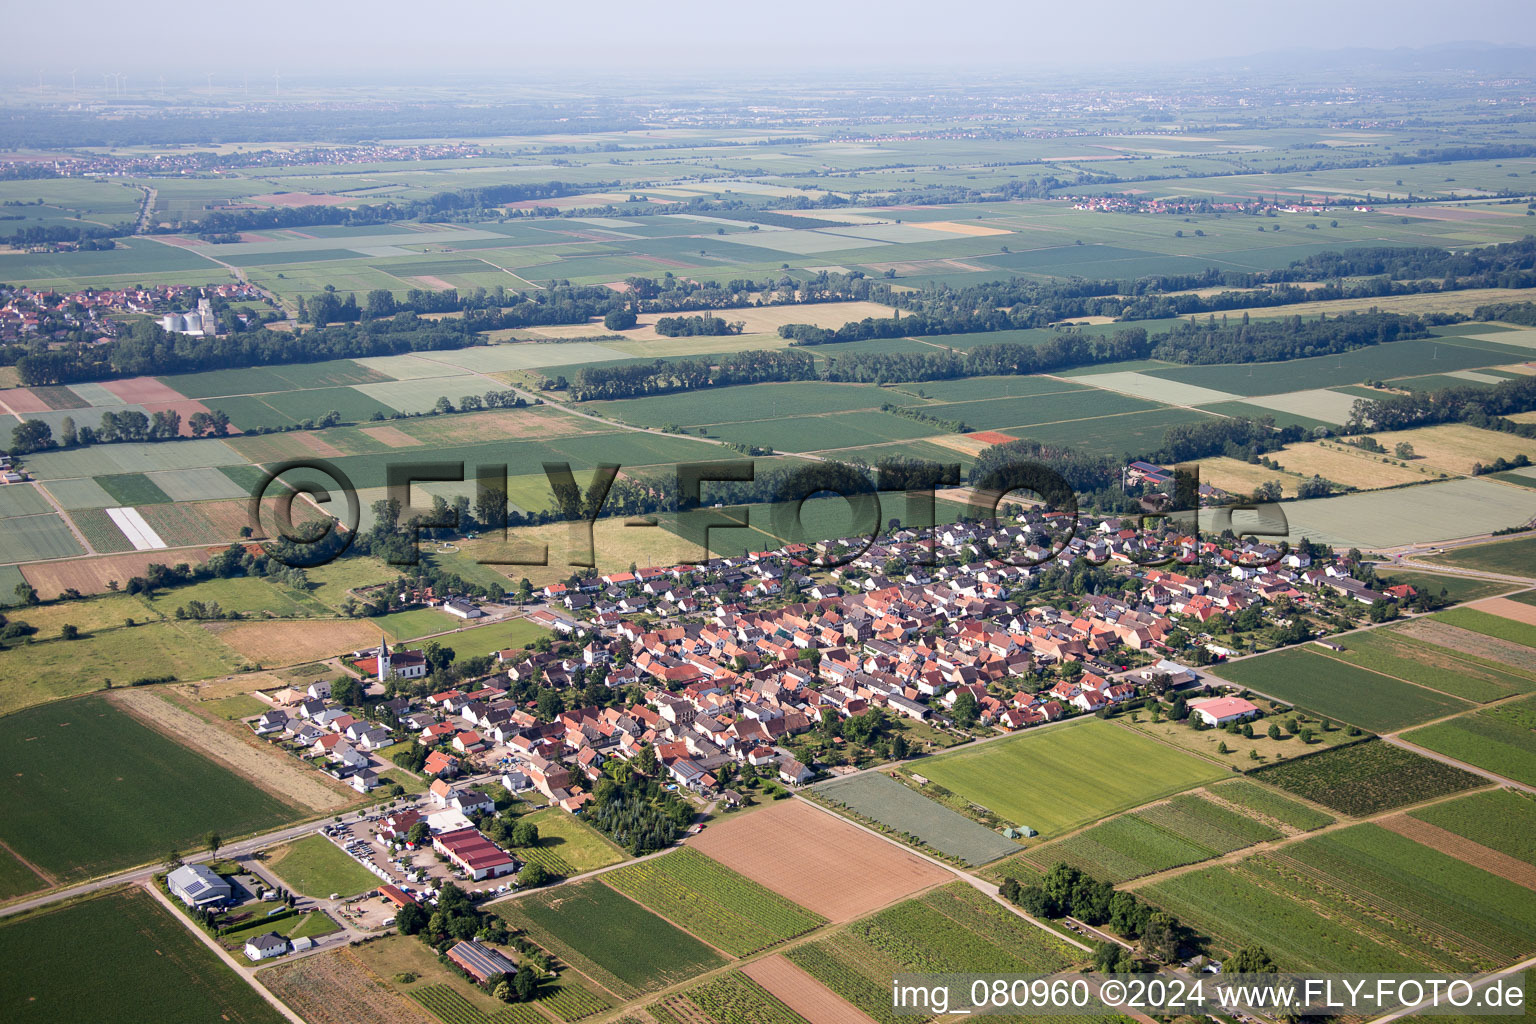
[1189,696,1261,727]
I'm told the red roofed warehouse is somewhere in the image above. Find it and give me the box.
[432,827,519,880]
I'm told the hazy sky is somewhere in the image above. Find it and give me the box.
[21,0,1536,79]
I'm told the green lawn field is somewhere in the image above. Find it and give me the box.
[0,887,285,1024]
[265,834,379,898]
[0,695,303,882]
[913,718,1226,837]
[520,807,626,875]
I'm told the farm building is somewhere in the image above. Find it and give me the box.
[166,863,232,907]
[446,939,518,984]
[432,827,519,880]
[1189,696,1262,727]
[244,932,289,961]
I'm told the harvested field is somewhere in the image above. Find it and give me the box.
[965,430,1018,445]
[1369,423,1536,476]
[1195,456,1304,498]
[261,949,431,1024]
[0,388,53,414]
[1377,814,1536,891]
[22,548,210,600]
[740,955,880,1024]
[101,376,189,404]
[686,799,951,922]
[360,424,423,447]
[1466,595,1536,626]
[203,618,383,665]
[1395,618,1536,674]
[107,688,352,811]
[1272,441,1428,488]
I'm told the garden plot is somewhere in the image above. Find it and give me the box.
[1071,370,1240,407]
[1238,389,1362,425]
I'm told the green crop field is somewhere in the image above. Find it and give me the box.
[430,617,550,660]
[1425,536,1536,576]
[1315,629,1536,704]
[912,719,1225,837]
[1403,695,1536,787]
[1213,646,1474,731]
[0,695,302,882]
[95,472,174,506]
[786,883,1082,1024]
[1250,739,1486,815]
[0,513,85,563]
[1012,792,1281,884]
[1409,789,1536,866]
[603,848,825,956]
[650,973,811,1024]
[811,770,1022,864]
[495,878,726,999]
[1143,822,1536,972]
[0,887,285,1024]
[1432,607,1536,648]
[266,834,380,898]
[1210,780,1336,831]
[0,619,245,716]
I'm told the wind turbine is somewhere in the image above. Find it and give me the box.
[273,69,281,98]
[158,75,166,99]
[69,68,77,99]
[205,71,213,93]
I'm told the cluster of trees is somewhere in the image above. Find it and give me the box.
[569,350,815,400]
[13,314,481,386]
[1153,415,1305,465]
[1347,371,1536,434]
[394,882,541,1003]
[999,863,1190,962]
[1148,311,1429,365]
[583,765,693,855]
[653,314,742,337]
[0,222,124,248]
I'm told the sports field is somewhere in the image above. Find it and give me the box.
[0,695,303,882]
[266,834,380,898]
[912,718,1226,837]
[0,887,285,1024]
[1213,646,1476,732]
